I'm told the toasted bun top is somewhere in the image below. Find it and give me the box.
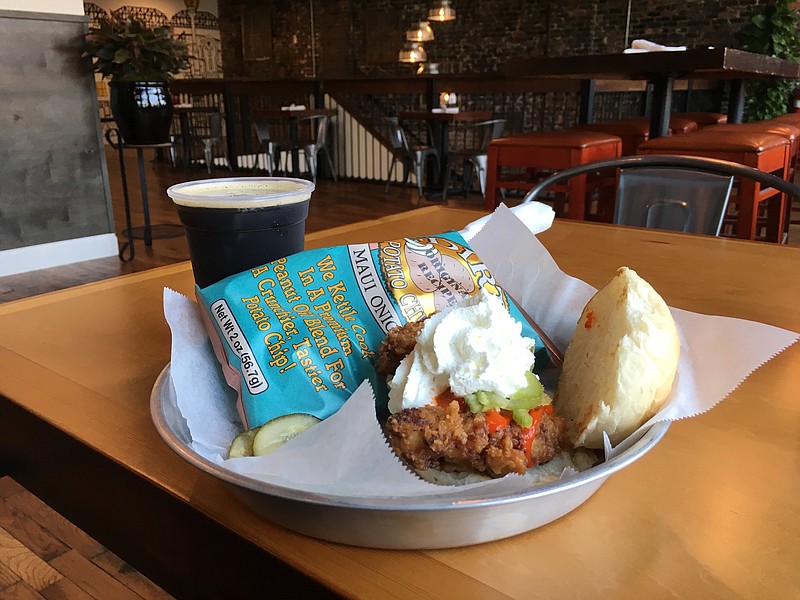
[554,267,680,448]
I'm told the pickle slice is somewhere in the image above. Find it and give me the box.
[252,414,321,456]
[228,427,259,458]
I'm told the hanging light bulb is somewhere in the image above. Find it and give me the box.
[428,0,456,22]
[405,21,435,42]
[398,42,428,64]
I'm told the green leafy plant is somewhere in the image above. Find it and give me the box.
[83,16,190,82]
[735,0,800,121]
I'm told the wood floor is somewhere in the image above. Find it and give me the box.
[0,477,173,599]
[1,147,799,304]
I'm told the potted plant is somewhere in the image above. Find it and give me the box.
[735,0,800,121]
[83,16,190,145]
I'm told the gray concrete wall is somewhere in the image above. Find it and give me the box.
[0,9,113,253]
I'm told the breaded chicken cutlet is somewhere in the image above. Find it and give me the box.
[379,320,566,478]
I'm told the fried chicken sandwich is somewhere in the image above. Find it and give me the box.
[379,289,585,485]
[379,267,680,486]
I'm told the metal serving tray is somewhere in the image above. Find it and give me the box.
[151,364,670,549]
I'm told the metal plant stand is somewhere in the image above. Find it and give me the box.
[106,128,184,262]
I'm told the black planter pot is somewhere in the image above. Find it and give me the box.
[109,80,174,145]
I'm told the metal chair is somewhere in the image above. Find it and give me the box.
[190,112,233,174]
[614,168,732,235]
[521,155,800,238]
[168,134,181,167]
[384,116,440,199]
[251,117,285,175]
[283,114,337,182]
[442,118,506,200]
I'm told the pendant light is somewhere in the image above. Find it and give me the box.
[398,42,428,64]
[406,21,435,42]
[428,0,456,22]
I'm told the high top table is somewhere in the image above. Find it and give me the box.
[507,47,800,138]
[1,206,798,598]
[399,110,492,195]
[251,108,337,177]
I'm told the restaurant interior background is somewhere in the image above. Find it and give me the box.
[2,3,800,597]
[82,0,767,77]
[1,0,798,297]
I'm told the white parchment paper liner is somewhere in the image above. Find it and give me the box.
[163,203,799,498]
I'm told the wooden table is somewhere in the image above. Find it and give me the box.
[507,47,800,138]
[399,111,492,194]
[252,108,336,120]
[1,206,799,599]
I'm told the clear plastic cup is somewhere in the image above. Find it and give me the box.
[167,177,314,288]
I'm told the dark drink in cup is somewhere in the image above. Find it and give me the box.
[168,177,314,288]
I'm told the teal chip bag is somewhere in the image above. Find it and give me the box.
[196,231,550,432]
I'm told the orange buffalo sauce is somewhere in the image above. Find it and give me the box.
[484,409,511,434]
[584,310,596,329]
[521,404,554,466]
[434,388,466,411]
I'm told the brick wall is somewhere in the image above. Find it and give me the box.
[217,0,768,78]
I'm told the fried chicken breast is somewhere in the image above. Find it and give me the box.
[385,399,566,477]
[376,319,426,380]
[380,307,567,480]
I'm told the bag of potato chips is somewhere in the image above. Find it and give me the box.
[196,231,549,430]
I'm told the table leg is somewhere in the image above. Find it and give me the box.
[578,79,597,124]
[648,73,675,139]
[180,113,191,169]
[439,121,450,188]
[728,80,746,124]
[426,121,448,198]
[289,119,300,177]
[484,145,500,210]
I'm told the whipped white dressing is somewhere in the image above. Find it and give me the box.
[387,289,537,414]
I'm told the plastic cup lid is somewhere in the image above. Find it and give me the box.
[167,177,314,208]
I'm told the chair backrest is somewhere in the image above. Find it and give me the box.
[615,168,733,235]
[521,154,800,236]
[187,110,223,141]
[314,115,331,147]
[207,112,224,139]
[387,116,411,154]
[298,114,331,148]
[252,117,271,144]
[475,118,506,151]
